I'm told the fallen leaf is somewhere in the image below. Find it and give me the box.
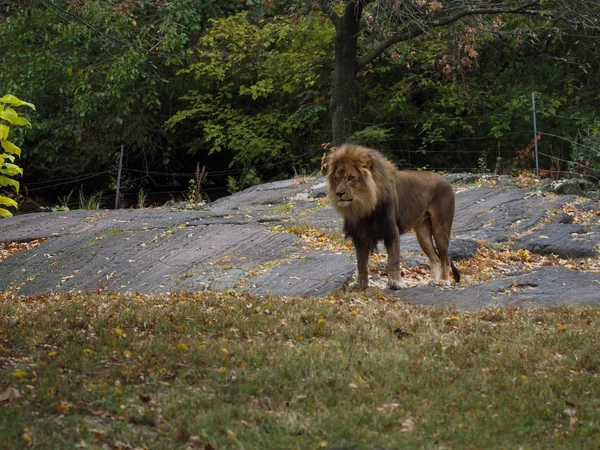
[564,402,578,425]
[56,402,73,413]
[400,418,416,433]
[114,440,134,450]
[0,387,21,402]
[22,431,33,446]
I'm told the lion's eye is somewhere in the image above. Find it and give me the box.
[347,176,355,182]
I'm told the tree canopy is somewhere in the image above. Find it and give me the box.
[0,0,599,207]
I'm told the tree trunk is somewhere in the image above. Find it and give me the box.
[330,6,362,147]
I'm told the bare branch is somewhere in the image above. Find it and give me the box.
[357,3,543,71]
[319,0,339,25]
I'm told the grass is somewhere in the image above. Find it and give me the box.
[1,291,599,449]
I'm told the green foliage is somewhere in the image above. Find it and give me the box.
[226,168,261,194]
[78,188,104,210]
[0,1,239,185]
[0,94,35,217]
[350,126,391,145]
[356,13,600,172]
[2,1,600,201]
[167,11,333,179]
[572,121,600,175]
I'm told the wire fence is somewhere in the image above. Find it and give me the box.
[19,98,599,208]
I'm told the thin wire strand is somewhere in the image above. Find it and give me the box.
[23,171,115,192]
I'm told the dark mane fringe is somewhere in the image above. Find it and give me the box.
[335,144,400,250]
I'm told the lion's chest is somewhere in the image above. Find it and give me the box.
[343,201,400,250]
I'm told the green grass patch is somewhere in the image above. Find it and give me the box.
[1,291,599,449]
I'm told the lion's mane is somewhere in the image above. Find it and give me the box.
[327,144,399,251]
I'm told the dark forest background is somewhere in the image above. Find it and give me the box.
[1,0,599,210]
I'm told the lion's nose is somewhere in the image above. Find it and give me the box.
[336,191,345,199]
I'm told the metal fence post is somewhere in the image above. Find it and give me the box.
[115,144,124,209]
[531,92,539,177]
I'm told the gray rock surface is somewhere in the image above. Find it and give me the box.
[397,267,600,310]
[513,223,599,258]
[548,178,597,196]
[1,177,599,309]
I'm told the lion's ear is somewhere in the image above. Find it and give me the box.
[360,153,373,171]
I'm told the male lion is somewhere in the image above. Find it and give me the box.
[327,143,460,290]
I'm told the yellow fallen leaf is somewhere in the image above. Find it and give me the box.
[12,370,28,378]
[22,431,32,445]
[218,367,228,374]
[48,351,58,357]
[353,374,367,384]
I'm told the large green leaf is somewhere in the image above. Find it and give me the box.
[0,94,36,110]
[0,196,18,208]
[0,206,14,217]
[0,153,15,163]
[0,175,19,191]
[1,140,21,156]
[0,124,8,140]
[0,108,31,127]
[0,163,23,176]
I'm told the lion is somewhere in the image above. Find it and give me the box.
[326,143,460,290]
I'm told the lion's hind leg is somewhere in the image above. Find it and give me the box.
[431,223,451,286]
[414,219,445,286]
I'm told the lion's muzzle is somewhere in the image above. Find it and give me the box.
[335,190,352,205]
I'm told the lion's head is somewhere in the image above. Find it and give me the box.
[326,144,380,220]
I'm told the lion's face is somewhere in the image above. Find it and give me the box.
[330,160,362,206]
[327,150,377,219]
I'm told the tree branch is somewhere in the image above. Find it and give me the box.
[356,2,542,71]
[319,0,339,26]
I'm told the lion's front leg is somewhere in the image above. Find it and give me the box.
[384,235,406,290]
[348,244,370,290]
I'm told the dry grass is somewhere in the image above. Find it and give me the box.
[1,290,599,449]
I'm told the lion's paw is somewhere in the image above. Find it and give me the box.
[348,281,368,291]
[388,279,407,290]
[428,279,451,288]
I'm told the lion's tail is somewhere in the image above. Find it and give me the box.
[450,259,460,283]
